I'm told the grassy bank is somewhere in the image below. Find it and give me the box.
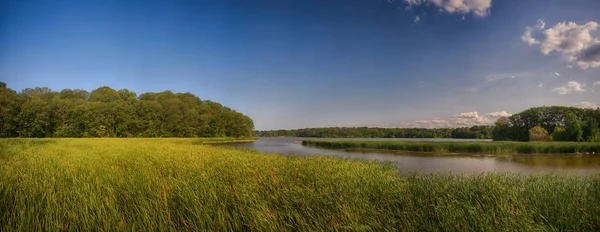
[193,137,258,144]
[1,138,599,230]
[303,140,600,154]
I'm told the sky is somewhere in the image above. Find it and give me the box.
[1,0,600,130]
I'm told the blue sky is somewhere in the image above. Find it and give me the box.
[1,0,599,130]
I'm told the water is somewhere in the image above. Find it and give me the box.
[226,137,600,174]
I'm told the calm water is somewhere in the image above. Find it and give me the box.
[226,137,600,174]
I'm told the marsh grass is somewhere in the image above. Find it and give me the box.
[0,138,599,230]
[303,140,600,154]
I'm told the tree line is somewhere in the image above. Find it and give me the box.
[256,126,494,139]
[0,82,254,138]
[257,105,600,142]
[493,106,600,142]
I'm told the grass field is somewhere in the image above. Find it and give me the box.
[303,140,600,154]
[1,138,599,230]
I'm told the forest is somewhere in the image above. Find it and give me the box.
[0,82,254,138]
[493,106,600,142]
[257,106,600,142]
[256,126,494,139]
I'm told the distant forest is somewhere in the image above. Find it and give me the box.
[257,106,600,142]
[0,82,254,138]
[256,126,494,139]
[493,106,600,142]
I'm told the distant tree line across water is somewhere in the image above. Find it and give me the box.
[493,106,600,142]
[257,106,600,142]
[0,82,254,138]
[256,126,494,139]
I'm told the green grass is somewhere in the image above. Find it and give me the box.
[192,137,258,144]
[303,140,600,154]
[1,138,599,230]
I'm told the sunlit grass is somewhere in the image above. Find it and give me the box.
[0,138,599,230]
[303,140,600,154]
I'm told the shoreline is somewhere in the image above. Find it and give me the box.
[200,139,258,144]
[303,140,600,155]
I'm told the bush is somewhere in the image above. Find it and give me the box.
[529,126,551,141]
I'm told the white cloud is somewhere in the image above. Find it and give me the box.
[573,102,599,109]
[574,42,600,69]
[405,0,492,16]
[485,73,534,82]
[541,21,598,54]
[523,20,600,69]
[411,119,453,128]
[402,111,511,128]
[553,72,561,76]
[536,19,545,29]
[522,27,539,46]
[567,65,573,68]
[594,81,600,86]
[454,111,478,118]
[485,111,511,118]
[538,83,544,88]
[414,15,421,23]
[553,81,585,95]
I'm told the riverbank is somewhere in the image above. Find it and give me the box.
[1,138,599,230]
[302,140,600,154]
[195,137,258,144]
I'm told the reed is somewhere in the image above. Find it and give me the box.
[302,140,600,154]
[1,138,599,230]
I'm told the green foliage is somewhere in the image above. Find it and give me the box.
[565,113,584,142]
[492,106,600,142]
[0,84,254,138]
[529,126,551,141]
[0,84,19,137]
[303,140,600,154]
[96,125,108,137]
[257,126,493,139]
[584,118,600,142]
[552,126,568,141]
[493,116,513,141]
[0,138,599,230]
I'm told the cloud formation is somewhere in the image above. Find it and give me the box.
[553,81,585,95]
[414,16,420,23]
[403,111,511,128]
[405,0,492,16]
[522,27,539,46]
[523,20,600,69]
[594,81,600,86]
[485,73,536,82]
[575,43,600,69]
[573,102,599,109]
[536,19,545,29]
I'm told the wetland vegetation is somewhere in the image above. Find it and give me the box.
[303,140,600,154]
[1,138,599,231]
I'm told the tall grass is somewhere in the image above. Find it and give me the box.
[1,138,599,230]
[303,140,600,154]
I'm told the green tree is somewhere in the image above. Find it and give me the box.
[96,125,108,137]
[565,113,583,141]
[0,83,255,138]
[529,126,551,141]
[551,126,568,141]
[583,118,599,142]
[0,83,19,137]
[89,86,121,102]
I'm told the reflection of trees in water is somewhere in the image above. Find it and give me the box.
[498,156,600,168]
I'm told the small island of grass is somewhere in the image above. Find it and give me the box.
[302,140,600,155]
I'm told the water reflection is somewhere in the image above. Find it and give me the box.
[225,137,600,174]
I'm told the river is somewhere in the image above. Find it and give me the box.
[226,137,600,174]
